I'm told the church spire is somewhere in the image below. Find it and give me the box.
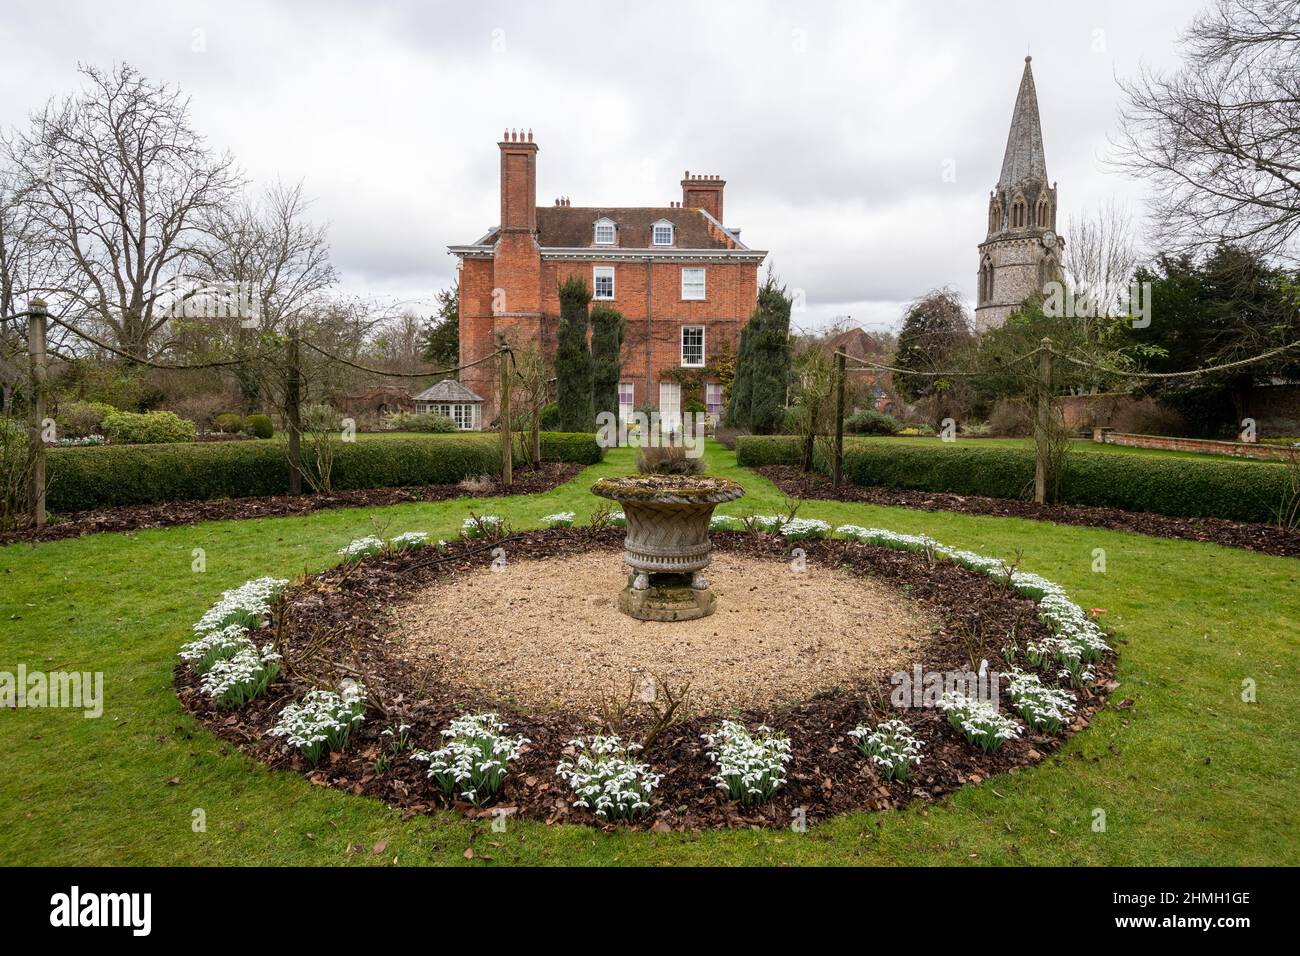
[998,56,1047,188]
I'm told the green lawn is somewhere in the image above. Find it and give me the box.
[2,441,1297,865]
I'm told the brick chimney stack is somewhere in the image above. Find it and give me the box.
[499,128,538,233]
[681,171,725,223]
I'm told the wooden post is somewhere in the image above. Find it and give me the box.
[285,328,303,495]
[27,299,48,527]
[498,341,512,489]
[833,351,846,490]
[1033,337,1052,505]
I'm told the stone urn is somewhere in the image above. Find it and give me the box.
[591,475,744,622]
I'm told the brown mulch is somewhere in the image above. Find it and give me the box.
[757,465,1300,559]
[175,529,1116,831]
[0,463,581,547]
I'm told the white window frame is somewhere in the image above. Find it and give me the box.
[593,266,615,300]
[680,325,705,368]
[659,382,681,431]
[681,266,706,301]
[594,218,616,245]
[652,220,674,246]
[618,382,635,421]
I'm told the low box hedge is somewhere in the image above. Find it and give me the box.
[45,432,603,513]
[734,435,802,467]
[538,431,604,465]
[834,442,1290,524]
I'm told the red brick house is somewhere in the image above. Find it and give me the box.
[449,130,767,427]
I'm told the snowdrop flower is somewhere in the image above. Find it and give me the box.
[269,683,367,764]
[193,577,289,634]
[337,536,384,560]
[702,721,792,805]
[849,719,923,781]
[415,712,528,806]
[938,692,1021,753]
[556,735,661,820]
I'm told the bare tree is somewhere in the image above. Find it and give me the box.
[12,63,242,359]
[1063,199,1141,320]
[1112,0,1300,264]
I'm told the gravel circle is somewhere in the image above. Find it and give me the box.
[392,549,934,713]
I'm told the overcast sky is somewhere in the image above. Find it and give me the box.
[0,0,1201,332]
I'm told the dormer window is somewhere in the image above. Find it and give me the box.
[652,221,674,246]
[594,218,616,245]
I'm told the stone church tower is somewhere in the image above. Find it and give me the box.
[975,56,1065,331]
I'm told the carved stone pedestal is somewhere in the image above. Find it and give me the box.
[591,475,744,622]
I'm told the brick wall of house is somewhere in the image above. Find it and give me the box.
[454,134,761,424]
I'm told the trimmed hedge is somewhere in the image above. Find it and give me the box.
[45,432,604,513]
[737,435,1290,523]
[837,442,1290,524]
[538,431,604,465]
[735,435,801,467]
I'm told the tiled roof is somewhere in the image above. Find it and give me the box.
[413,379,484,403]
[469,206,740,250]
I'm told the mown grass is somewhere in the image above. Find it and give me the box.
[1,441,1296,865]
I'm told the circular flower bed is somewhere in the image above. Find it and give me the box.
[175,525,1115,831]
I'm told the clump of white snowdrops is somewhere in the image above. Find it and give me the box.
[336,535,384,562]
[388,531,431,551]
[938,692,1022,753]
[269,681,367,765]
[778,517,831,541]
[702,720,792,805]
[833,524,1110,686]
[540,511,575,528]
[709,514,741,531]
[461,514,505,539]
[848,718,924,782]
[741,514,786,533]
[413,712,529,806]
[1006,669,1076,733]
[200,643,281,709]
[192,576,288,633]
[555,735,662,821]
[179,623,254,673]
[184,577,288,708]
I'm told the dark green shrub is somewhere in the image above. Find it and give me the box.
[556,276,594,432]
[44,432,603,512]
[102,410,196,444]
[540,403,560,430]
[833,442,1290,523]
[213,413,243,434]
[46,436,504,512]
[845,409,903,435]
[735,435,801,467]
[590,306,625,424]
[538,432,604,465]
[242,414,274,438]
